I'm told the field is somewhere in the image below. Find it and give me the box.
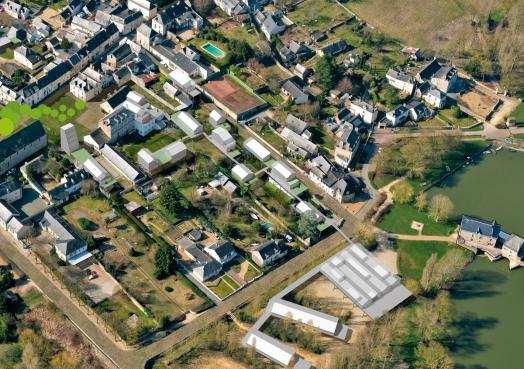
[379,203,456,236]
[512,102,524,124]
[396,240,455,280]
[289,0,351,32]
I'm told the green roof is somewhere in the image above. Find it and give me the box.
[155,151,172,165]
[71,148,92,164]
[291,183,308,196]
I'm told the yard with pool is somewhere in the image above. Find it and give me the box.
[427,148,524,235]
[202,42,226,59]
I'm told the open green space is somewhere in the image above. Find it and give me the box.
[396,240,454,280]
[0,47,14,59]
[512,102,524,124]
[427,148,524,235]
[379,203,456,236]
[288,0,351,32]
[438,108,476,128]
[121,130,180,160]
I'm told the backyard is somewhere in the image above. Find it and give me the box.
[396,240,459,280]
[121,130,183,160]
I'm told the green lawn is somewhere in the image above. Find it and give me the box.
[513,133,524,140]
[438,109,476,128]
[0,48,14,59]
[396,240,453,280]
[289,0,351,32]
[379,203,456,236]
[259,124,286,152]
[512,102,524,124]
[209,278,235,299]
[122,131,178,160]
[220,24,259,47]
[222,274,241,290]
[370,172,397,189]
[130,84,175,114]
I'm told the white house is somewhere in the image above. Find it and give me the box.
[244,138,271,162]
[251,239,287,267]
[231,164,254,183]
[172,111,203,137]
[14,46,43,70]
[210,127,236,152]
[423,88,446,108]
[386,105,410,126]
[70,66,112,101]
[205,240,238,265]
[348,99,378,124]
[137,140,187,175]
[128,0,158,20]
[386,68,415,95]
[5,0,30,19]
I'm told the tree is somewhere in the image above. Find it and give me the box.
[229,40,253,63]
[355,223,377,250]
[428,195,454,222]
[267,73,281,94]
[315,56,341,91]
[159,183,190,217]
[0,266,14,293]
[154,245,177,279]
[255,40,273,63]
[450,105,462,119]
[50,351,79,369]
[0,316,9,343]
[11,69,28,88]
[415,193,428,211]
[247,58,262,74]
[336,77,354,94]
[420,253,438,294]
[297,210,321,242]
[415,341,453,369]
[78,217,96,231]
[392,181,415,204]
[60,38,71,50]
[192,0,214,16]
[299,101,321,120]
[81,179,98,198]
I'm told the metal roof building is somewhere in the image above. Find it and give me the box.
[231,164,254,182]
[244,137,271,162]
[172,111,203,137]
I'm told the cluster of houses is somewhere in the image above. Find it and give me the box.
[458,215,524,270]
[381,58,460,127]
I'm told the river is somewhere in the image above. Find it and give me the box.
[450,257,524,369]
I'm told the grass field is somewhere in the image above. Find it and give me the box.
[289,0,351,32]
[396,240,453,280]
[122,131,179,160]
[512,102,524,124]
[379,203,456,236]
[209,278,235,299]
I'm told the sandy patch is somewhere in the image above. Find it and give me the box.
[374,248,398,274]
[187,353,250,369]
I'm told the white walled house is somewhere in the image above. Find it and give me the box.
[14,46,43,70]
[70,67,112,101]
[348,99,378,124]
[244,138,271,162]
[386,68,415,95]
[128,0,158,20]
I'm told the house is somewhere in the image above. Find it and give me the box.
[96,7,143,35]
[231,164,254,183]
[70,66,112,101]
[179,238,222,282]
[105,43,134,70]
[280,78,309,105]
[137,140,187,175]
[430,65,458,93]
[215,0,247,16]
[251,239,287,267]
[268,160,307,198]
[279,40,313,64]
[334,122,361,168]
[0,201,19,230]
[128,0,158,20]
[310,30,327,43]
[422,87,446,108]
[285,114,311,138]
[172,111,203,137]
[401,46,421,61]
[152,1,203,35]
[386,68,415,95]
[46,170,91,206]
[406,100,431,122]
[100,86,132,114]
[281,127,317,159]
[210,127,236,152]
[151,45,208,78]
[40,210,90,264]
[255,10,286,40]
[72,149,114,190]
[385,105,410,127]
[0,180,23,204]
[244,137,271,162]
[416,58,459,93]
[4,0,30,19]
[348,99,378,124]
[458,215,500,249]
[71,16,102,36]
[100,145,145,184]
[294,64,313,81]
[7,217,33,240]
[136,24,160,51]
[502,234,524,260]
[99,90,167,141]
[308,156,359,203]
[209,109,226,127]
[14,46,43,70]
[205,240,238,265]
[0,121,47,176]
[318,39,347,57]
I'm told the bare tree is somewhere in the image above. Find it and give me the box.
[428,195,454,222]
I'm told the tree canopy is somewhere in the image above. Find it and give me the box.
[316,56,342,91]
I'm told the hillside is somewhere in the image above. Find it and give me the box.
[345,0,524,95]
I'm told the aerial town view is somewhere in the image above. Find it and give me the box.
[0,0,523,368]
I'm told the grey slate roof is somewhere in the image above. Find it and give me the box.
[460,215,500,237]
[503,234,524,254]
[40,210,87,256]
[285,114,308,134]
[206,240,236,262]
[0,121,46,161]
[253,239,286,261]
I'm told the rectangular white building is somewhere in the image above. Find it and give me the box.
[244,137,271,162]
[173,111,203,137]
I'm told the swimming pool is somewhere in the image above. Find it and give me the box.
[202,43,226,59]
